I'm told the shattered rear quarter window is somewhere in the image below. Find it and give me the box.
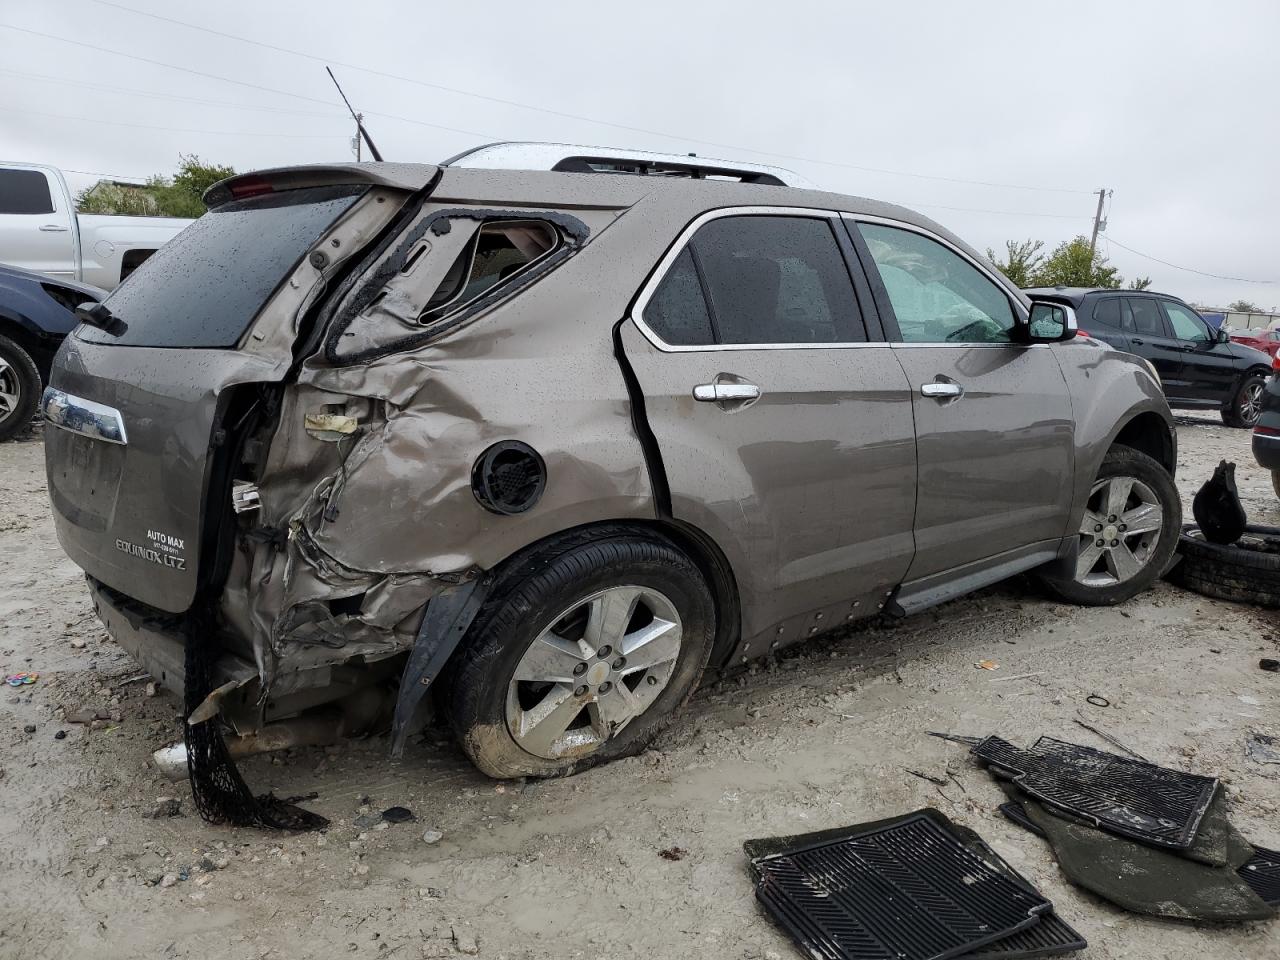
[421,220,561,322]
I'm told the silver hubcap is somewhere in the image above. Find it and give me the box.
[1075,476,1163,586]
[0,356,20,420]
[506,585,683,761]
[1241,382,1263,423]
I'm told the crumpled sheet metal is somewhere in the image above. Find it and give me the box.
[234,199,657,693]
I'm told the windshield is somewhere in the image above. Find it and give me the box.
[81,185,364,348]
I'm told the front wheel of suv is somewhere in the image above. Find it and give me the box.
[1222,373,1266,428]
[1038,446,1182,606]
[0,334,41,442]
[446,529,716,779]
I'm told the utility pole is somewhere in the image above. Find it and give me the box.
[354,113,363,161]
[1088,188,1108,262]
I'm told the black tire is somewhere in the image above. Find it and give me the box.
[446,527,716,779]
[0,334,41,442]
[1037,446,1182,606]
[1272,471,1280,500]
[1221,373,1266,428]
[1170,524,1280,608]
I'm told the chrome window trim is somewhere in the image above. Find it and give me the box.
[630,205,885,354]
[844,213,1033,347]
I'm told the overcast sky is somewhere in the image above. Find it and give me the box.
[2,0,1277,309]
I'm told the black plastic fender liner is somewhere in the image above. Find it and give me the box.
[389,576,491,757]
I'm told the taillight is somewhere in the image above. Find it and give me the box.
[1273,353,1280,371]
[1075,329,1092,339]
[1256,425,1280,436]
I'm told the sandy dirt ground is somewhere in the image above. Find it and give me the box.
[1,411,1277,960]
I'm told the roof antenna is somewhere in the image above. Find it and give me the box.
[326,66,383,162]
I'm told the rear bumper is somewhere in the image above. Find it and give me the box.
[88,577,256,699]
[1253,430,1280,472]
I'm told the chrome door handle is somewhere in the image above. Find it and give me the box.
[920,381,963,399]
[39,224,69,232]
[693,383,761,402]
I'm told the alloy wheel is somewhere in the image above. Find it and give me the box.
[1074,476,1164,586]
[505,585,683,760]
[0,355,20,422]
[1240,381,1264,425]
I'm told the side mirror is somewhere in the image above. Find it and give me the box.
[1025,302,1077,342]
[1216,328,1230,344]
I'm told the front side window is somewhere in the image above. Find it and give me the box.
[858,223,1015,343]
[1127,299,1166,337]
[641,214,867,346]
[0,169,55,215]
[1163,301,1210,342]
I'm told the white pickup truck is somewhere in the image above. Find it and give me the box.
[0,161,192,291]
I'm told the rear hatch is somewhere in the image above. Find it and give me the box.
[43,165,434,613]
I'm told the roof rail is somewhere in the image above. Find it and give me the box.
[441,141,814,188]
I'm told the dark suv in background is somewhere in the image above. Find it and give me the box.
[1024,287,1273,428]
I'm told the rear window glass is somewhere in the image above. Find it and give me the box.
[1127,298,1165,336]
[81,185,363,348]
[0,169,55,214]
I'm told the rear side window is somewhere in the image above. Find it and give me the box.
[82,185,363,348]
[859,223,1015,343]
[0,169,55,215]
[422,220,560,322]
[642,215,866,346]
[646,249,715,346]
[1127,298,1166,336]
[1091,298,1124,329]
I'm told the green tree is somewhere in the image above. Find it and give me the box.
[1031,236,1122,288]
[986,239,1045,288]
[1228,299,1260,312]
[1128,275,1152,290]
[75,154,235,218]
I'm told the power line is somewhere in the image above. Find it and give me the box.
[64,167,149,181]
[0,23,503,142]
[906,201,1087,220]
[72,2,1093,196]
[0,67,347,120]
[1105,236,1278,284]
[0,104,345,139]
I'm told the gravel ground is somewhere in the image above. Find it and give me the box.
[1,411,1278,960]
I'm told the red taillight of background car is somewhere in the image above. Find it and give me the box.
[1256,425,1280,436]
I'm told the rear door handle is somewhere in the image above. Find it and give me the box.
[1131,338,1146,346]
[39,224,69,232]
[693,383,761,402]
[920,381,964,399]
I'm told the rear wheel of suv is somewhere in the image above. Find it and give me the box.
[0,334,40,442]
[1038,446,1181,606]
[446,529,716,779]
[1222,373,1266,428]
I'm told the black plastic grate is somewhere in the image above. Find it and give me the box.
[1238,845,1280,907]
[751,812,1052,960]
[973,736,1218,849]
[959,911,1086,960]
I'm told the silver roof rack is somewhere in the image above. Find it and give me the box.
[441,141,814,188]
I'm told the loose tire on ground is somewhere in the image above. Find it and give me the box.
[1037,446,1182,606]
[0,334,40,442]
[1170,523,1280,608]
[445,526,716,779]
[1221,373,1266,428]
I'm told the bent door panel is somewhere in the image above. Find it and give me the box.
[622,211,917,649]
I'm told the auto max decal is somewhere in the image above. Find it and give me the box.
[115,529,187,571]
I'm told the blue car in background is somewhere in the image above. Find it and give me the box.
[0,263,104,440]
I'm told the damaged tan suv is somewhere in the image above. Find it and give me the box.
[42,149,1180,781]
